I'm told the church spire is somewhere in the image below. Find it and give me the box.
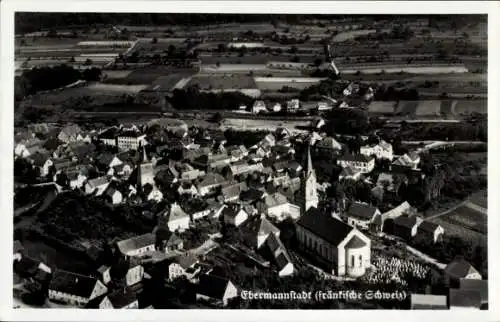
[300,146,319,213]
[142,144,148,163]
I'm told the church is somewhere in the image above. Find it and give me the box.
[295,147,371,277]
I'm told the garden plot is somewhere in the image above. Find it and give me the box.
[367,101,397,114]
[254,77,323,91]
[85,83,148,94]
[454,100,487,115]
[187,74,258,90]
[332,29,377,42]
[414,100,442,116]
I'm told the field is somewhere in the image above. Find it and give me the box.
[85,83,148,94]
[103,67,195,86]
[220,118,309,133]
[254,77,323,91]
[368,99,487,117]
[187,74,258,90]
[340,65,469,75]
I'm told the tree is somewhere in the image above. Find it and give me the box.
[215,61,221,68]
[210,112,224,124]
[84,58,93,66]
[289,45,298,54]
[151,37,158,44]
[314,58,323,67]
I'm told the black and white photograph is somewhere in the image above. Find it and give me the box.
[2,0,498,320]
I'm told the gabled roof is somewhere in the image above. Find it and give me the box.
[174,253,198,269]
[240,188,265,203]
[344,235,367,249]
[197,274,233,300]
[418,221,441,234]
[340,166,360,177]
[49,269,99,299]
[87,176,109,189]
[222,204,246,219]
[275,252,292,271]
[197,173,226,188]
[297,208,354,246]
[258,217,280,237]
[263,192,288,208]
[393,215,419,229]
[116,233,156,255]
[347,202,379,220]
[445,259,480,279]
[167,203,189,221]
[106,287,137,308]
[222,182,247,200]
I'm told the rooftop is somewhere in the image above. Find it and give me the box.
[297,208,354,247]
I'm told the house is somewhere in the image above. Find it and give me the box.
[166,202,191,232]
[68,172,88,190]
[13,255,52,285]
[337,154,375,173]
[360,140,393,161]
[296,207,371,277]
[97,265,111,285]
[144,184,163,203]
[98,127,118,146]
[240,188,267,205]
[98,287,138,309]
[311,117,326,130]
[124,258,145,286]
[197,173,227,196]
[183,200,212,221]
[287,99,300,110]
[256,217,281,249]
[116,131,147,151]
[264,233,294,277]
[257,192,301,222]
[393,152,420,170]
[252,100,267,114]
[444,259,482,287]
[57,124,82,143]
[102,185,123,205]
[222,204,249,227]
[168,253,200,281]
[14,137,45,158]
[48,269,108,307]
[449,289,482,309]
[391,215,423,241]
[417,221,444,243]
[344,202,381,230]
[316,136,342,152]
[410,294,447,309]
[221,182,248,202]
[116,233,156,258]
[228,145,249,162]
[178,182,199,196]
[338,166,362,181]
[84,176,110,195]
[155,227,184,253]
[196,274,238,307]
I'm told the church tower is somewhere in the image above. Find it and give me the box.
[137,145,155,187]
[297,146,319,213]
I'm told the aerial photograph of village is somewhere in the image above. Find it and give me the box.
[12,12,487,310]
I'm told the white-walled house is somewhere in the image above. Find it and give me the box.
[257,193,301,222]
[166,203,191,232]
[48,270,108,307]
[168,254,200,281]
[337,154,375,173]
[360,140,393,161]
[344,202,381,230]
[116,233,156,258]
[296,208,371,277]
[222,205,249,227]
[444,260,482,286]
